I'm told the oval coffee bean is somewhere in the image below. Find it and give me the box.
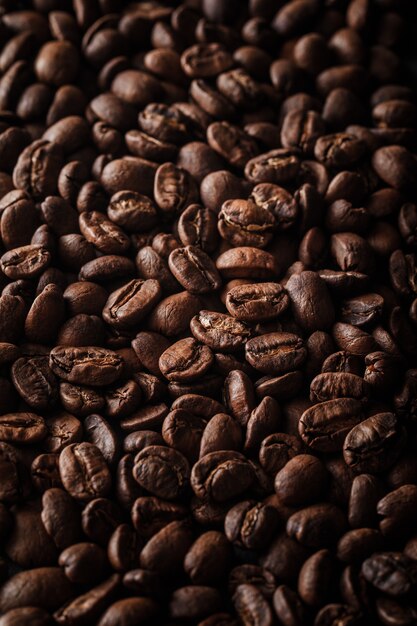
[49,346,123,386]
[299,399,363,452]
[226,282,289,322]
[343,413,405,474]
[169,246,222,294]
[159,338,214,382]
[59,442,111,502]
[245,332,307,374]
[102,279,161,329]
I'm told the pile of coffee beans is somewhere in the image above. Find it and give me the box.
[1,0,417,624]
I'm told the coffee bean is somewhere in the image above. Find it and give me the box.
[275,455,328,506]
[102,279,161,329]
[225,500,279,550]
[0,412,47,445]
[132,445,189,500]
[190,310,252,352]
[1,244,51,280]
[140,519,193,575]
[191,451,255,502]
[181,43,233,78]
[343,413,405,474]
[0,567,73,612]
[245,149,301,184]
[273,585,306,626]
[13,140,64,199]
[41,487,81,550]
[169,246,222,294]
[12,356,58,410]
[226,282,289,322]
[362,552,417,597]
[245,332,307,374]
[199,413,242,457]
[58,543,105,586]
[59,442,111,502]
[286,271,335,332]
[310,373,369,403]
[233,584,274,626]
[53,574,121,624]
[159,337,214,382]
[216,247,279,279]
[49,346,123,386]
[299,398,363,452]
[286,503,347,548]
[207,122,259,169]
[298,549,336,607]
[184,530,232,585]
[148,291,202,337]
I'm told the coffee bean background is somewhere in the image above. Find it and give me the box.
[0,0,417,625]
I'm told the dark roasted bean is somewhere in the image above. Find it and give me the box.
[49,346,123,386]
[343,413,405,474]
[59,442,111,502]
[245,332,307,374]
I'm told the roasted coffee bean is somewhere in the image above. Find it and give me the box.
[1,244,51,280]
[102,279,161,329]
[49,346,123,386]
[148,291,201,337]
[13,140,64,200]
[362,552,417,597]
[298,549,336,607]
[245,332,307,374]
[273,585,306,626]
[217,247,279,279]
[286,503,347,548]
[162,409,205,462]
[299,399,363,452]
[259,433,303,475]
[225,501,279,550]
[132,445,189,501]
[251,183,299,230]
[275,455,328,506]
[310,373,369,403]
[131,496,188,540]
[0,412,47,445]
[184,530,233,585]
[286,271,335,332]
[190,310,252,352]
[245,149,301,184]
[159,338,214,382]
[233,584,274,626]
[169,246,222,294]
[41,487,81,550]
[225,282,289,322]
[199,413,242,457]
[12,356,58,410]
[218,199,275,248]
[0,567,73,612]
[58,542,107,585]
[207,122,259,170]
[52,574,121,624]
[59,442,111,502]
[223,369,256,427]
[348,473,384,529]
[140,519,193,575]
[343,413,405,474]
[191,451,256,502]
